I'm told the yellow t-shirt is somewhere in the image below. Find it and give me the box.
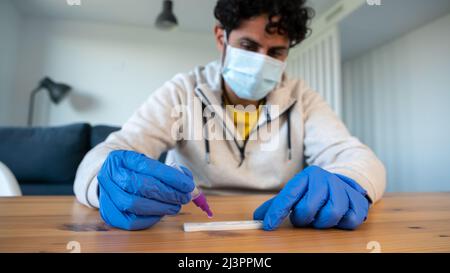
[223,95,264,140]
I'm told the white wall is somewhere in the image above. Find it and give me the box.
[342,12,450,192]
[0,0,21,126]
[11,17,218,126]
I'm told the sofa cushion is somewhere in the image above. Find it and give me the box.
[20,184,75,195]
[0,123,90,185]
[90,125,120,148]
[90,125,167,162]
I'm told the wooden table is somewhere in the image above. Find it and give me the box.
[0,193,449,253]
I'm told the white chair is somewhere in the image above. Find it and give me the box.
[0,161,22,196]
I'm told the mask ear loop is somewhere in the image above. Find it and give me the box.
[220,30,228,70]
[220,30,229,103]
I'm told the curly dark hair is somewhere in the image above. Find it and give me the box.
[214,0,315,48]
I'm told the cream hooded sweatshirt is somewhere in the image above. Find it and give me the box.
[74,60,386,208]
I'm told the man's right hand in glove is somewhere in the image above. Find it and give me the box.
[97,150,195,230]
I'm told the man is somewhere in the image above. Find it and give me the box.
[74,0,386,231]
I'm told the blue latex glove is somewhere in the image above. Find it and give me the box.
[97,150,195,230]
[253,166,370,231]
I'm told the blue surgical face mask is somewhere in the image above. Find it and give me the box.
[221,34,287,101]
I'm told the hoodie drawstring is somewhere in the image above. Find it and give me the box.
[202,103,211,164]
[287,107,292,160]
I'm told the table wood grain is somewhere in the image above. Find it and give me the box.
[0,193,449,253]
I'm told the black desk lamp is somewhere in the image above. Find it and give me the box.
[27,77,72,126]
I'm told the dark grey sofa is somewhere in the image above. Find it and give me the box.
[0,123,166,195]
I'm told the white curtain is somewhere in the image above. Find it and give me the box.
[287,26,342,116]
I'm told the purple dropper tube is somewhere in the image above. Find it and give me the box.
[170,163,213,218]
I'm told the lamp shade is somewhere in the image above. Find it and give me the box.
[40,77,72,104]
[27,77,72,126]
[155,0,178,30]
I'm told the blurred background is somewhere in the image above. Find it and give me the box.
[0,0,449,195]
